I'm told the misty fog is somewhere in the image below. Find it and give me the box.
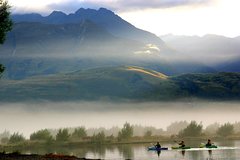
[0,100,240,137]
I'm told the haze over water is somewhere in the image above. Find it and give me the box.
[1,101,239,137]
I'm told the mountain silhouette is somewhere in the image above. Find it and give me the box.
[12,8,165,47]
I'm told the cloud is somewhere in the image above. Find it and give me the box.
[47,0,214,13]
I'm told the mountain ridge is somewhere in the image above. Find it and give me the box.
[160,34,240,64]
[12,8,165,47]
[0,66,239,102]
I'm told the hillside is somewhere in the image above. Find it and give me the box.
[160,34,240,64]
[0,66,239,102]
[1,21,142,58]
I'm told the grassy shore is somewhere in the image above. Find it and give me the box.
[0,152,100,160]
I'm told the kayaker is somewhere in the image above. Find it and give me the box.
[206,139,212,147]
[178,140,185,148]
[155,142,161,149]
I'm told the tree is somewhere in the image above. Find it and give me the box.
[178,121,202,137]
[56,128,70,142]
[8,133,25,144]
[217,123,234,137]
[118,122,133,141]
[0,64,4,74]
[91,131,105,143]
[71,127,87,140]
[0,0,12,44]
[0,0,12,75]
[30,129,53,141]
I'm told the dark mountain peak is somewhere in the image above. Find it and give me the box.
[75,8,97,15]
[46,10,68,23]
[98,7,114,14]
[11,7,165,48]
[49,11,67,17]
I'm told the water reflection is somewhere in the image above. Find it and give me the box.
[4,140,240,160]
[207,150,213,160]
[117,144,134,159]
[181,150,185,157]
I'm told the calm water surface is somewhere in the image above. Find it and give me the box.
[22,140,240,160]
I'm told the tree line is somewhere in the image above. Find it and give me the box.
[0,121,239,145]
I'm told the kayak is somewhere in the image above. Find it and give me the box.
[199,144,218,148]
[171,146,191,149]
[148,146,168,151]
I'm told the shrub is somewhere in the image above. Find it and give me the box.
[217,123,234,137]
[118,122,133,141]
[30,129,53,141]
[71,127,87,140]
[178,121,202,137]
[56,129,70,142]
[8,133,25,144]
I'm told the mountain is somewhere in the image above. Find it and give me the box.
[160,34,240,64]
[12,8,166,48]
[1,20,142,58]
[0,8,217,79]
[215,58,240,72]
[0,66,239,102]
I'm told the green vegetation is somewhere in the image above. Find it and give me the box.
[118,123,133,141]
[0,0,12,75]
[71,127,87,140]
[0,0,12,44]
[172,72,240,99]
[1,121,240,150]
[178,121,203,137]
[8,133,25,144]
[217,123,234,137]
[92,131,106,143]
[30,129,53,141]
[0,66,239,101]
[56,129,70,142]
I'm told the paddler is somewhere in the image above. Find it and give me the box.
[155,142,161,149]
[206,139,212,147]
[178,140,185,148]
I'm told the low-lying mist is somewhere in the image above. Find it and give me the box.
[0,100,240,137]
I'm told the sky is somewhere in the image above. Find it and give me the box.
[7,0,240,37]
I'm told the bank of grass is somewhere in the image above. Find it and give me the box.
[0,151,95,160]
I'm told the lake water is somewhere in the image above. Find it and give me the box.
[1,101,240,159]
[22,140,240,160]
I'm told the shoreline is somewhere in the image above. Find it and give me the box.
[0,152,101,160]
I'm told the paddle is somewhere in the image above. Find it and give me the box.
[173,140,180,145]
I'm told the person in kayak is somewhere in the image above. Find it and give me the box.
[178,140,185,148]
[206,139,212,147]
[155,142,161,149]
